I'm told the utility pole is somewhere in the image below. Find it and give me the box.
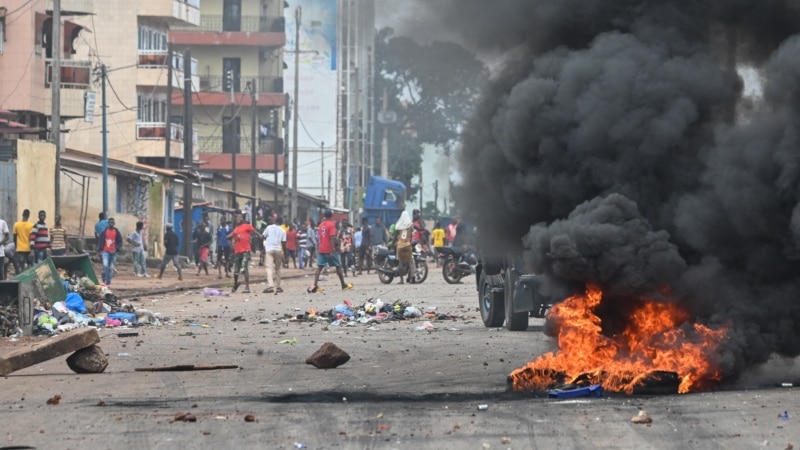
[290,6,301,222]
[282,93,290,214]
[418,171,423,213]
[433,179,438,220]
[380,88,388,178]
[181,49,193,258]
[250,79,258,226]
[52,0,62,216]
[320,141,325,199]
[229,70,237,195]
[165,42,173,170]
[101,64,109,215]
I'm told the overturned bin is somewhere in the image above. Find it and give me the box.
[50,255,99,285]
[0,281,34,337]
[12,254,99,306]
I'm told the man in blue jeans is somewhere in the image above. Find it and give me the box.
[97,217,123,286]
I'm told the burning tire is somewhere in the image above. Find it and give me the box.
[479,272,505,327]
[504,265,529,331]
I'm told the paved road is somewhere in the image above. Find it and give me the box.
[1,262,799,449]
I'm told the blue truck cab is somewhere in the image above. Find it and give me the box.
[362,176,406,225]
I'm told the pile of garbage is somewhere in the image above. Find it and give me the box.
[31,270,163,337]
[0,293,21,337]
[283,299,460,327]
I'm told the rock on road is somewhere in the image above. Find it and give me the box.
[1,264,799,449]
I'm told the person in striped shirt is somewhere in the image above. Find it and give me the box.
[30,210,50,264]
[50,215,68,256]
[296,225,308,269]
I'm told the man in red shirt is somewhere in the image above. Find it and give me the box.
[227,213,259,293]
[310,209,353,293]
[97,217,123,286]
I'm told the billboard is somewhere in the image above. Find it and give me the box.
[284,0,338,198]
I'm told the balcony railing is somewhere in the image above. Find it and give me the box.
[137,50,198,76]
[198,75,283,94]
[197,136,281,155]
[137,122,198,144]
[172,15,284,33]
[45,59,91,89]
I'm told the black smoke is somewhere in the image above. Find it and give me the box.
[409,0,800,379]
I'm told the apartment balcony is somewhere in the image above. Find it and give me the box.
[137,51,199,90]
[197,136,283,155]
[172,91,287,108]
[138,0,200,26]
[170,15,285,47]
[43,59,92,118]
[199,75,283,94]
[137,122,198,145]
[47,0,94,15]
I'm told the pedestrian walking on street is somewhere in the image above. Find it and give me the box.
[215,219,232,279]
[309,209,353,293]
[0,215,9,280]
[195,223,213,276]
[261,215,286,294]
[50,215,68,256]
[228,213,259,293]
[97,217,123,286]
[157,223,183,281]
[296,225,308,269]
[126,221,149,277]
[285,224,297,269]
[357,217,372,275]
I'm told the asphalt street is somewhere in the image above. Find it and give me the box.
[1,263,799,449]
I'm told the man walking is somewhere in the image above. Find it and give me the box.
[13,209,33,271]
[126,221,149,277]
[97,217,123,286]
[372,216,388,247]
[157,223,183,281]
[0,215,8,280]
[194,223,213,276]
[215,219,232,279]
[296,225,308,269]
[30,210,50,264]
[262,216,286,294]
[50,215,68,256]
[309,209,353,293]
[228,213,259,293]
[357,217,372,275]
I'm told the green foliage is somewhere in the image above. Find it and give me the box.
[373,27,489,202]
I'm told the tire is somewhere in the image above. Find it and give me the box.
[504,266,529,331]
[479,272,505,327]
[413,259,429,283]
[377,261,394,284]
[442,258,463,284]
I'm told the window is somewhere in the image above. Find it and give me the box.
[137,94,167,123]
[137,26,168,52]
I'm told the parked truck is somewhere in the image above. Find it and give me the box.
[361,176,407,226]
[475,251,556,332]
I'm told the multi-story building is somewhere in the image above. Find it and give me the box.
[170,0,287,208]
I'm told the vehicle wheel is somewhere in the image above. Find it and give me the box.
[504,266,528,331]
[442,258,462,284]
[479,272,505,327]
[377,262,394,284]
[413,260,429,283]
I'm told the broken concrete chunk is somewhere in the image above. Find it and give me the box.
[66,345,108,374]
[631,410,653,424]
[306,342,350,369]
[0,328,101,376]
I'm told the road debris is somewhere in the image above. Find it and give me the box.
[631,410,653,424]
[306,342,350,369]
[135,364,239,372]
[66,344,108,373]
[0,327,100,375]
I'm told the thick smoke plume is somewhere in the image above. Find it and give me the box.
[413,0,800,380]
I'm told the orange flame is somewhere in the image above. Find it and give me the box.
[510,285,727,394]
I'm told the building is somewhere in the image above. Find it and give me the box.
[170,0,288,213]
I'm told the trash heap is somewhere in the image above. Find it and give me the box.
[283,299,460,327]
[30,269,164,337]
[0,292,21,337]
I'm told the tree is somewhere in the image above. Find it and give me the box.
[374,28,489,202]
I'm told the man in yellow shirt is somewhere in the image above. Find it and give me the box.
[13,209,34,271]
[431,222,446,267]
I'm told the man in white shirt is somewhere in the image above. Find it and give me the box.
[262,216,286,294]
[0,218,8,280]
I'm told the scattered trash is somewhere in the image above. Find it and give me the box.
[415,321,435,331]
[279,338,298,345]
[781,411,789,421]
[117,353,131,357]
[46,394,62,405]
[501,437,511,444]
[203,287,229,297]
[781,382,794,388]
[117,332,138,338]
[244,414,256,422]
[173,412,197,422]
[294,443,307,449]
[135,364,239,372]
[631,410,653,424]
[477,404,489,411]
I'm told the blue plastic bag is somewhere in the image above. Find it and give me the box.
[108,312,137,324]
[65,292,87,313]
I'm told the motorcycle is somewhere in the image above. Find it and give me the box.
[372,244,429,284]
[438,246,476,284]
